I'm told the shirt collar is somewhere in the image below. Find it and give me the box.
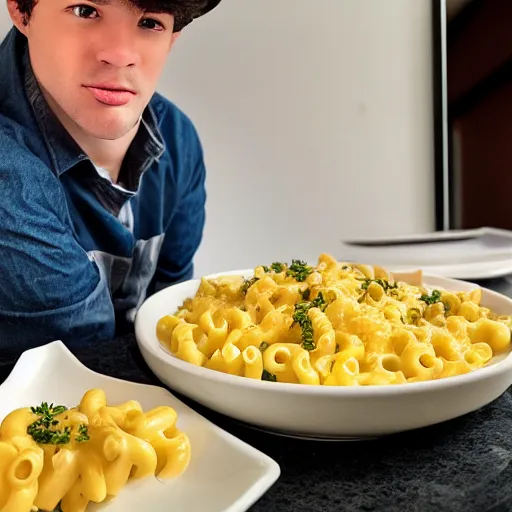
[22,46,165,180]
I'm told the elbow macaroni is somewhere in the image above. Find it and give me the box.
[0,389,190,512]
[157,253,512,386]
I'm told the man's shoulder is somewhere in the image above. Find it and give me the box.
[0,114,50,164]
[149,93,203,152]
[0,114,59,191]
[149,92,195,126]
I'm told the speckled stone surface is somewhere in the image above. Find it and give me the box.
[2,278,512,512]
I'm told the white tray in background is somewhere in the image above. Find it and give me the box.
[340,227,512,280]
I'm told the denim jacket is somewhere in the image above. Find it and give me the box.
[0,28,206,360]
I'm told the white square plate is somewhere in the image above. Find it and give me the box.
[0,341,280,511]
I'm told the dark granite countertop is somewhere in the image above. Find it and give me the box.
[2,277,512,512]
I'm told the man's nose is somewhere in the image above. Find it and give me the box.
[94,27,141,68]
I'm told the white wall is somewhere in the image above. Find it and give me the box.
[166,0,436,275]
[0,0,436,277]
[0,5,10,33]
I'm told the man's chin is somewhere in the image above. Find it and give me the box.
[79,122,137,141]
[72,108,142,140]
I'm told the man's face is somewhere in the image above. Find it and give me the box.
[9,0,179,140]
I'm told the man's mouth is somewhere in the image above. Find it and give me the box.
[84,84,136,107]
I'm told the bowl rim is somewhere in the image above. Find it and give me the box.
[135,270,512,397]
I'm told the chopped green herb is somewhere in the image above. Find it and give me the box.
[271,262,286,273]
[286,260,313,282]
[420,289,442,305]
[27,402,89,446]
[259,341,269,352]
[262,369,277,382]
[406,308,422,325]
[359,278,398,293]
[342,265,351,270]
[30,403,66,417]
[301,325,316,351]
[291,293,327,351]
[292,302,310,325]
[357,278,398,304]
[301,288,311,301]
[241,277,259,295]
[443,302,451,315]
[389,288,402,299]
[311,292,327,311]
[76,423,90,443]
[262,265,270,273]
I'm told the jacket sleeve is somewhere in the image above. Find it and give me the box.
[0,147,115,361]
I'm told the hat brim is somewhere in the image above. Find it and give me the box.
[200,0,222,17]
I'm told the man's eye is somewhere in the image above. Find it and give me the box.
[139,18,165,31]
[72,5,99,18]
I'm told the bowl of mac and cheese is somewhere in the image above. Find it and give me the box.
[135,253,512,439]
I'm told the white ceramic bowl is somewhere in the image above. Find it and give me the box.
[135,271,512,440]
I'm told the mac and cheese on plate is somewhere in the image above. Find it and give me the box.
[156,254,512,386]
[0,389,190,512]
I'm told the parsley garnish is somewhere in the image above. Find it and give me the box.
[261,262,287,273]
[301,323,315,350]
[262,369,277,382]
[27,402,90,446]
[311,293,327,311]
[259,341,269,352]
[358,278,398,303]
[286,260,313,282]
[261,260,311,280]
[359,278,398,292]
[76,423,90,443]
[301,288,311,301]
[292,292,327,350]
[31,403,67,417]
[271,262,286,273]
[406,308,422,325]
[420,289,442,305]
[241,277,259,295]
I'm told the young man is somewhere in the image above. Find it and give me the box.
[0,0,221,359]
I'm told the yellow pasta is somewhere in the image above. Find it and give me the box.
[157,253,512,386]
[0,389,190,512]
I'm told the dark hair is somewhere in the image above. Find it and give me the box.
[15,0,211,32]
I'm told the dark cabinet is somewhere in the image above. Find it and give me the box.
[447,0,512,228]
